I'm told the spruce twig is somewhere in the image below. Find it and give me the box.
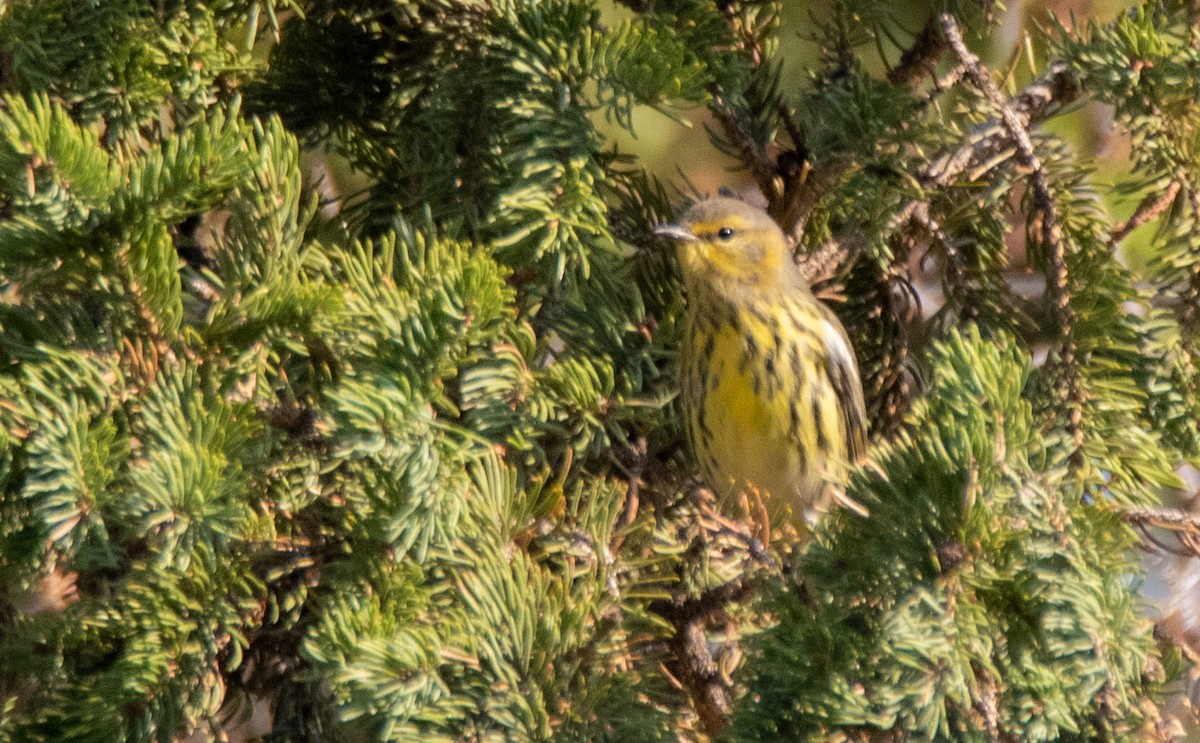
[803,61,1079,282]
[941,13,1085,469]
[651,576,755,735]
[886,17,947,89]
[918,61,1079,190]
[1120,505,1200,558]
[1110,179,1181,245]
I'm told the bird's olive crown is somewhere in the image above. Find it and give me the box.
[678,197,781,243]
[660,197,802,295]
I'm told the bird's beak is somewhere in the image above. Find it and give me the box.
[653,223,697,242]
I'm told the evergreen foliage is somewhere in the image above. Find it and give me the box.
[0,1,1196,740]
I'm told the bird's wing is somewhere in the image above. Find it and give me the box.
[816,304,870,517]
[817,304,868,463]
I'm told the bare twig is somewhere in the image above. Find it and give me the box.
[941,14,1085,468]
[802,61,1079,283]
[1110,180,1181,245]
[709,92,783,205]
[920,61,1079,190]
[887,17,947,89]
[922,61,1077,189]
[650,577,754,735]
[883,62,1077,243]
[614,436,648,533]
[1120,505,1200,558]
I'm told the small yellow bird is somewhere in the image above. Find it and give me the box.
[655,197,867,538]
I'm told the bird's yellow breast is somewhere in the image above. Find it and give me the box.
[704,322,778,446]
[683,301,841,527]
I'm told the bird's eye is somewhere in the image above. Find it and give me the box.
[716,227,735,240]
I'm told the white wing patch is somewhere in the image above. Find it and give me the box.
[822,317,855,372]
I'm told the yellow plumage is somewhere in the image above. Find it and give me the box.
[655,197,867,537]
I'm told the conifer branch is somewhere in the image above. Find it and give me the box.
[887,17,947,89]
[1110,180,1180,245]
[1120,505,1200,558]
[1178,185,1200,427]
[116,245,171,373]
[780,16,945,247]
[708,0,777,196]
[940,13,1085,467]
[806,53,1078,279]
[651,576,753,735]
[919,61,1079,190]
[2,3,1191,738]
[709,91,783,205]
[907,200,975,319]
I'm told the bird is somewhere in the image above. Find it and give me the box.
[655,196,868,541]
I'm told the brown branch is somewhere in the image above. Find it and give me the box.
[888,17,947,89]
[650,578,755,624]
[779,17,948,246]
[1110,179,1181,245]
[882,61,1078,243]
[941,13,1084,468]
[709,92,783,205]
[807,60,1079,285]
[777,101,805,153]
[649,499,770,737]
[614,436,647,535]
[651,577,754,735]
[719,8,1078,273]
[713,9,1083,322]
[920,60,1080,190]
[779,159,854,247]
[972,669,1006,742]
[746,22,946,244]
[796,236,855,286]
[1120,505,1200,558]
[780,17,945,245]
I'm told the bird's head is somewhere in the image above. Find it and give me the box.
[654,197,799,297]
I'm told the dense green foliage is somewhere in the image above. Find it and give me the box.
[0,1,1196,740]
